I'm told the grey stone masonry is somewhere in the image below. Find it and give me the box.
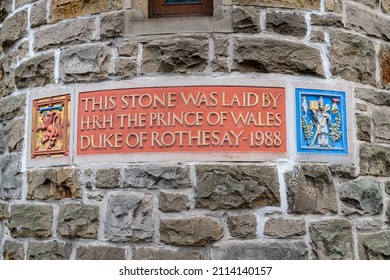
[75,245,126,260]
[132,247,203,260]
[360,144,390,176]
[0,9,28,48]
[264,217,306,238]
[358,231,390,259]
[27,241,72,260]
[232,6,260,33]
[266,12,307,37]
[158,192,190,212]
[2,240,25,260]
[95,168,120,189]
[227,214,257,239]
[0,154,22,200]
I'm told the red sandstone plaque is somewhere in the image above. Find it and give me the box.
[77,86,286,155]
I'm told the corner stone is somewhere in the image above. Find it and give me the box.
[76,245,126,260]
[27,241,72,260]
[358,231,390,259]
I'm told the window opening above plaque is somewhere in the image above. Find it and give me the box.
[149,0,214,18]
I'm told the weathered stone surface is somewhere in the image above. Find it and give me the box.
[17,41,29,60]
[160,217,223,246]
[211,240,308,260]
[310,219,354,260]
[329,163,358,178]
[380,44,390,89]
[0,0,12,22]
[356,102,368,111]
[75,245,126,260]
[16,0,39,7]
[212,34,229,72]
[31,0,47,28]
[196,165,280,210]
[325,0,342,13]
[360,144,390,176]
[0,127,5,154]
[264,218,306,238]
[352,0,378,9]
[105,193,153,242]
[123,165,191,189]
[60,43,111,83]
[0,202,8,220]
[233,37,324,77]
[142,37,208,73]
[232,6,260,33]
[34,18,95,51]
[383,0,390,14]
[311,14,343,27]
[133,247,202,260]
[95,168,120,189]
[9,204,52,237]
[355,218,383,231]
[356,113,372,141]
[329,31,376,85]
[4,119,24,152]
[372,106,390,141]
[27,241,72,260]
[232,0,320,9]
[57,203,99,239]
[387,204,390,225]
[0,56,16,97]
[50,0,122,22]
[0,10,28,48]
[15,52,55,89]
[117,42,138,57]
[266,12,307,37]
[158,192,190,212]
[0,154,22,200]
[385,181,390,195]
[284,165,338,214]
[310,30,325,43]
[346,2,390,40]
[27,168,81,200]
[100,11,125,38]
[339,179,383,215]
[115,58,137,78]
[3,240,24,260]
[355,88,390,106]
[358,231,390,259]
[227,214,257,239]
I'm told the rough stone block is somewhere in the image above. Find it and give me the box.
[0,202,9,220]
[123,165,191,189]
[339,179,383,215]
[329,30,376,85]
[372,106,390,141]
[0,0,12,22]
[310,30,325,43]
[158,192,190,212]
[232,0,320,10]
[100,10,125,38]
[27,241,72,260]
[284,165,338,214]
[211,240,308,260]
[227,214,257,239]
[60,43,112,83]
[385,181,390,195]
[383,0,390,14]
[358,231,390,259]
[355,88,390,106]
[352,0,378,9]
[95,168,120,189]
[117,42,138,57]
[355,218,383,231]
[0,95,25,122]
[329,163,358,178]
[0,127,5,154]
[132,247,202,260]
[310,219,354,260]
[356,113,372,141]
[0,10,28,48]
[115,58,137,78]
[27,168,81,200]
[325,0,342,13]
[0,154,22,200]
[380,44,390,89]
[15,52,55,89]
[57,203,99,239]
[142,37,209,73]
[4,119,24,152]
[31,0,47,28]
[105,193,154,242]
[75,245,126,260]
[160,217,223,246]
[2,240,24,260]
[211,34,229,72]
[360,144,390,176]
[195,165,280,210]
[232,6,260,33]
[311,14,343,27]
[266,12,307,37]
[16,0,39,8]
[233,37,324,77]
[9,204,53,238]
[34,18,95,51]
[356,102,368,111]
[264,218,306,238]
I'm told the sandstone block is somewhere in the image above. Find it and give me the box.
[95,168,120,189]
[325,0,342,13]
[0,91,25,122]
[0,56,15,98]
[76,245,126,260]
[0,10,28,48]
[284,165,338,214]
[380,44,390,89]
[0,0,12,22]
[16,0,39,8]
[232,6,260,33]
[227,214,257,238]
[211,34,229,72]
[158,192,190,212]
[211,240,308,260]
[311,14,343,27]
[31,0,47,28]
[329,31,376,85]
[352,0,378,9]
[266,12,307,37]
[34,18,95,51]
[123,165,191,189]
[100,11,125,38]
[360,144,390,176]
[355,88,390,106]
[310,30,325,43]
[0,202,9,220]
[60,43,112,83]
[9,204,53,238]
[358,231,390,259]
[160,217,223,246]
[142,37,209,73]
[2,240,24,260]
[117,42,138,57]
[132,247,202,260]
[195,165,280,210]
[233,37,324,77]
[4,119,24,152]
[310,219,354,260]
[372,106,390,141]
[383,0,390,14]
[27,241,72,260]
[105,193,154,242]
[15,52,55,89]
[264,218,306,238]
[232,0,320,10]
[27,168,81,200]
[115,58,137,78]
[0,154,22,200]
[57,203,99,239]
[356,113,372,141]
[329,163,358,178]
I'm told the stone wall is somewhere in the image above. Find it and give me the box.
[1,0,390,260]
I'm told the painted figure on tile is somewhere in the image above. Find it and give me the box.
[310,96,331,147]
[35,111,63,149]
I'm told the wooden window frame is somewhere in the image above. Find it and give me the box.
[149,0,214,18]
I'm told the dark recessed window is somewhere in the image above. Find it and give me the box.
[149,0,214,18]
